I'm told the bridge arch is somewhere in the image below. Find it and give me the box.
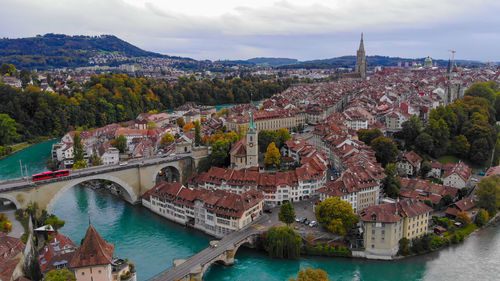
[153,163,182,184]
[0,193,21,210]
[46,174,138,212]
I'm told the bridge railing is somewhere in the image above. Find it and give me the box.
[0,155,191,191]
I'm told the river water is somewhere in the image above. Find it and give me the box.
[0,139,59,180]
[2,141,500,281]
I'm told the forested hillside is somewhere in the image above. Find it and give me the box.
[0,73,293,142]
[0,34,166,69]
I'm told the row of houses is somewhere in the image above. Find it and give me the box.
[142,182,263,237]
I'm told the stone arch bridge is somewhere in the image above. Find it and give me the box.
[0,156,193,212]
[151,217,266,281]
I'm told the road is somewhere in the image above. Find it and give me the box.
[0,154,189,192]
[151,215,268,281]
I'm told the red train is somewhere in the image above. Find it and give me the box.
[32,169,70,181]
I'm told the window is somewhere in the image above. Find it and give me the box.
[82,272,85,276]
[98,270,102,274]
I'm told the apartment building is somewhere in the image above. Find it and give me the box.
[359,199,432,259]
[143,182,264,237]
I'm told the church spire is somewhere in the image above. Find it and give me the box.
[248,108,256,132]
[359,32,365,52]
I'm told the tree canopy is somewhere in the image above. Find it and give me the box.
[265,142,281,166]
[315,197,358,235]
[111,134,127,153]
[0,113,19,145]
[44,269,76,281]
[370,136,399,166]
[264,226,302,259]
[382,163,401,198]
[476,175,500,216]
[358,129,383,145]
[279,201,296,225]
[289,268,331,281]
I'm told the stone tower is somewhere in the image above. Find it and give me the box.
[355,33,367,79]
[246,109,258,167]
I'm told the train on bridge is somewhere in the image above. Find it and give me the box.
[32,169,70,181]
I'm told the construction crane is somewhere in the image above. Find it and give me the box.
[448,49,456,61]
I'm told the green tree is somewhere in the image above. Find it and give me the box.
[161,133,175,146]
[90,154,103,166]
[456,211,471,225]
[265,142,281,166]
[382,163,401,198]
[424,119,450,157]
[259,130,279,153]
[465,81,496,105]
[73,132,84,162]
[476,175,500,216]
[370,136,399,166]
[0,114,19,145]
[451,135,470,158]
[176,117,185,128]
[72,159,87,170]
[111,134,127,153]
[420,161,431,177]
[358,129,383,145]
[279,202,296,225]
[475,209,490,227]
[0,63,17,76]
[45,214,65,231]
[289,268,331,281]
[276,128,292,148]
[194,120,202,146]
[315,197,358,235]
[146,120,157,129]
[264,226,302,259]
[400,116,422,146]
[414,132,434,155]
[46,158,58,171]
[398,238,410,256]
[44,269,76,281]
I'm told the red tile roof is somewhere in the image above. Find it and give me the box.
[69,225,114,268]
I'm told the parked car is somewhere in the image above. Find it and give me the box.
[119,162,128,166]
[309,221,317,227]
[299,217,306,223]
[478,171,485,176]
[295,218,300,222]
[303,219,310,225]
[264,209,272,214]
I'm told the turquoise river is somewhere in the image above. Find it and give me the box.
[1,141,499,281]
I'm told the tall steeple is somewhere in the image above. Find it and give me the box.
[246,107,258,168]
[355,32,367,79]
[359,32,365,52]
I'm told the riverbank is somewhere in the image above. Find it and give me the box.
[0,137,53,160]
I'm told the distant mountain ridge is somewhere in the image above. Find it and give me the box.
[0,33,177,69]
[0,34,488,70]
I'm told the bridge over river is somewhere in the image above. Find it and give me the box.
[0,155,193,211]
[151,215,268,281]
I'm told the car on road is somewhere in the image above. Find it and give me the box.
[264,209,272,214]
[119,162,128,166]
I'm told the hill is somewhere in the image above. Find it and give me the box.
[278,55,485,69]
[246,57,298,66]
[0,34,170,69]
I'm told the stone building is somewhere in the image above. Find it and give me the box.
[359,199,432,259]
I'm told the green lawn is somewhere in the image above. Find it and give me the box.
[437,155,460,165]
[437,155,488,172]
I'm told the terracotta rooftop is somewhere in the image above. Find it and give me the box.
[69,225,114,268]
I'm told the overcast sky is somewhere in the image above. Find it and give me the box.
[1,0,499,61]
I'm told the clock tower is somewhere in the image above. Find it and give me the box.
[246,109,258,167]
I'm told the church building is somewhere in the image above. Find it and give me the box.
[230,109,258,170]
[354,33,367,79]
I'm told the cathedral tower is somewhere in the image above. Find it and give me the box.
[355,33,367,79]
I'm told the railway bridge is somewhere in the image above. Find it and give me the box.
[0,155,193,211]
